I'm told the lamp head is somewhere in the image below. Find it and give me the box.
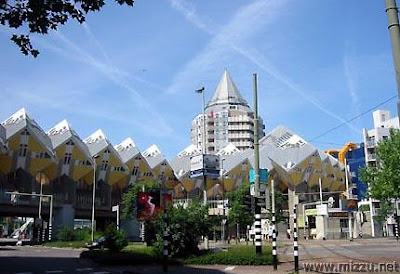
[195,87,205,93]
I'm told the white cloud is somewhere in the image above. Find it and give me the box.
[32,29,176,138]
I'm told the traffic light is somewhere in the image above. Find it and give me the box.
[244,194,254,214]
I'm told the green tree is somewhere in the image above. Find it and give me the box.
[0,0,134,57]
[103,224,128,252]
[360,129,400,219]
[226,184,254,240]
[149,202,210,257]
[121,180,161,220]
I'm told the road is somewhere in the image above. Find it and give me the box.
[1,238,400,273]
[0,245,107,274]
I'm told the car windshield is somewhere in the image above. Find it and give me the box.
[96,236,105,242]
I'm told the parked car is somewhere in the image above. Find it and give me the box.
[86,236,107,250]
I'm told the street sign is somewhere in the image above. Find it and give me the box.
[249,169,268,183]
[316,204,328,216]
[112,205,119,212]
[341,199,358,212]
[190,154,220,178]
[305,208,317,216]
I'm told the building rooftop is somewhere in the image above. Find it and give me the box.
[207,69,249,108]
[115,137,140,164]
[2,108,55,158]
[47,119,93,162]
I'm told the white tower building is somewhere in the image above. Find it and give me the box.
[363,109,399,167]
[191,69,265,154]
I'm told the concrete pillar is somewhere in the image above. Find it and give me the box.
[53,204,75,239]
[315,215,327,240]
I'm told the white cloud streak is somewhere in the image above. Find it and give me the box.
[33,29,175,138]
[168,0,360,133]
[344,46,362,128]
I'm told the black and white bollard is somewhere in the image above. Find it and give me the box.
[287,219,291,239]
[255,197,262,254]
[271,180,277,270]
[394,214,399,241]
[48,223,52,241]
[293,205,299,273]
[163,207,169,272]
[141,221,145,243]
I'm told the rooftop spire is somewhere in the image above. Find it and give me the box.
[207,69,249,107]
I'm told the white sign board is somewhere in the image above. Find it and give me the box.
[190,154,220,178]
[190,154,220,171]
[112,205,119,212]
[190,154,204,172]
[316,204,328,216]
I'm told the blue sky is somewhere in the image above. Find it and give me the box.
[0,0,398,159]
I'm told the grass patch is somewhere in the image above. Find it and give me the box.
[80,243,167,266]
[81,243,274,266]
[182,245,274,265]
[43,241,86,248]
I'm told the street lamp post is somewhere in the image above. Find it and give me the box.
[221,158,226,243]
[385,0,400,121]
[91,155,98,242]
[196,86,209,250]
[38,170,43,219]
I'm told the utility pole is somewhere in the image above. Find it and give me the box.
[253,73,262,254]
[344,159,353,241]
[385,0,400,122]
[38,171,43,219]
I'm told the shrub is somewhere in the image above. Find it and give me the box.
[57,226,76,241]
[104,224,128,252]
[74,228,92,242]
[151,202,211,258]
[184,245,273,265]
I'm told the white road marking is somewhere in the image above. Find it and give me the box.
[76,268,94,272]
[224,266,235,271]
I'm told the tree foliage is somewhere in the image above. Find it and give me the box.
[148,202,210,258]
[226,184,254,233]
[121,180,161,220]
[0,0,134,57]
[103,224,128,252]
[360,129,400,218]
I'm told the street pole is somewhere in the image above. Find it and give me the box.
[196,86,209,250]
[38,171,43,219]
[253,73,262,254]
[91,157,97,242]
[293,204,299,273]
[112,204,120,230]
[344,159,353,241]
[117,205,119,230]
[319,177,323,205]
[221,159,226,244]
[271,179,277,270]
[49,195,53,241]
[394,199,399,241]
[385,0,400,122]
